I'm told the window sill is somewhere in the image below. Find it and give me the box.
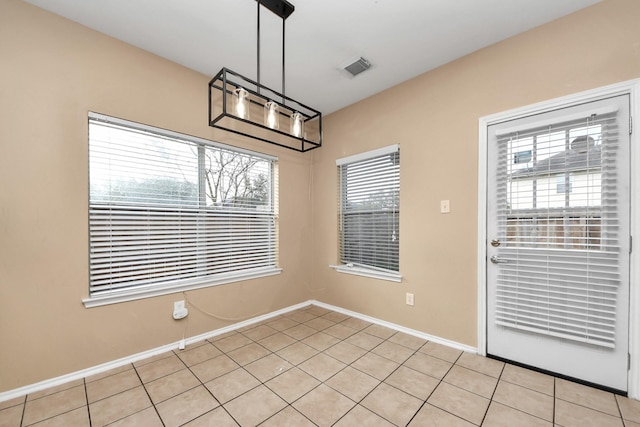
[329,264,402,283]
[82,267,283,308]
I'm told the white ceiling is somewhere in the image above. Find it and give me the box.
[24,0,600,114]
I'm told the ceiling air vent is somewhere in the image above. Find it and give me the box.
[344,57,371,77]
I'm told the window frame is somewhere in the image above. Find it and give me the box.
[83,112,280,307]
[332,144,401,282]
[503,119,607,251]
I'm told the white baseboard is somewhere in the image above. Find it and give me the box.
[309,300,477,354]
[0,301,311,403]
[0,299,475,403]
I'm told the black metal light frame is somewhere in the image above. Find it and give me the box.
[208,0,322,153]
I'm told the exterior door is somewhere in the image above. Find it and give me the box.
[486,94,631,392]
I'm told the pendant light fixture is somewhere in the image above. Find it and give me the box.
[208,0,322,152]
[290,111,303,137]
[235,87,250,120]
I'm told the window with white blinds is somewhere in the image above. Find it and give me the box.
[494,106,626,348]
[86,113,279,306]
[336,145,400,281]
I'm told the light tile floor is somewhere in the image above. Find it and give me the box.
[3,305,640,426]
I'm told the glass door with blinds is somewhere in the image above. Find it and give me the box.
[486,94,631,392]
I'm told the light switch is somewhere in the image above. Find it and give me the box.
[440,200,450,213]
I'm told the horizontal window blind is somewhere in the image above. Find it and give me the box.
[338,145,400,273]
[89,114,276,297]
[494,109,622,348]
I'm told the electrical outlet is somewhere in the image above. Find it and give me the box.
[406,292,415,306]
[173,300,188,320]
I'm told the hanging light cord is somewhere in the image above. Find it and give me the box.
[256,0,288,101]
[282,14,286,103]
[257,0,261,91]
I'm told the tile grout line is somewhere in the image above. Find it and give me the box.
[322,326,469,426]
[613,389,628,424]
[19,394,26,427]
[82,378,92,427]
[489,365,562,425]
[553,377,627,423]
[408,349,474,426]
[236,309,381,425]
[553,376,557,426]
[10,306,634,426]
[258,310,350,425]
[132,360,167,427]
[21,383,91,427]
[28,316,380,425]
[349,337,429,426]
[325,334,412,426]
[206,310,322,425]
[179,350,244,426]
[312,324,402,424]
[167,342,262,425]
[477,359,506,426]
[255,308,337,425]
[327,317,474,426]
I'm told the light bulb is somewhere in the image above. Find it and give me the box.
[235,87,250,119]
[291,111,304,138]
[264,101,279,130]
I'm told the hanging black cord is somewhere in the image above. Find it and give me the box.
[257,0,261,93]
[257,0,289,102]
[282,17,285,103]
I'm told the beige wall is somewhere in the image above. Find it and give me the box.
[2,0,640,394]
[310,0,640,347]
[0,0,313,392]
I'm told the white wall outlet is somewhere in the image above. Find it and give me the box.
[440,200,450,213]
[173,300,188,320]
[406,292,415,306]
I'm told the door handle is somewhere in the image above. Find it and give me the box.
[490,255,509,264]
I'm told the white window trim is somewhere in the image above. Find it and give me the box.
[83,267,282,308]
[336,143,399,166]
[478,79,640,399]
[329,263,402,283]
[88,112,278,161]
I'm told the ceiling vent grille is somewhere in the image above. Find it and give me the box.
[344,57,371,77]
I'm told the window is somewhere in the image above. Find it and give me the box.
[556,174,573,194]
[513,150,532,165]
[85,113,279,307]
[334,144,401,282]
[504,120,605,250]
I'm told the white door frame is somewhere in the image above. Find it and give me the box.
[477,79,640,399]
